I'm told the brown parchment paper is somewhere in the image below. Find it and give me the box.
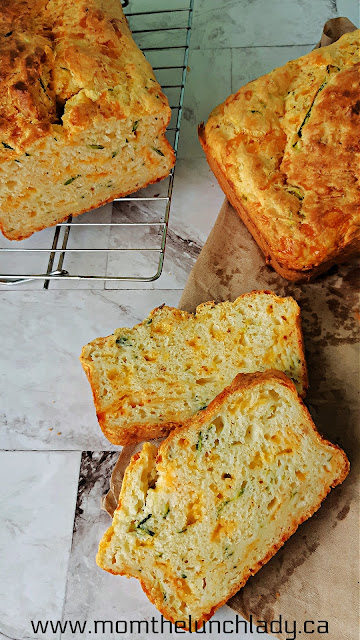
[102,19,359,640]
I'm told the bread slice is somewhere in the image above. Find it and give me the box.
[0,0,174,240]
[80,291,308,445]
[199,30,360,281]
[97,370,349,629]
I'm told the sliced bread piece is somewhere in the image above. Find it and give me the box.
[81,291,307,445]
[97,370,349,629]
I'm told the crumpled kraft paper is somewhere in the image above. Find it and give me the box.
[102,18,359,640]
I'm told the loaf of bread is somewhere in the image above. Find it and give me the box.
[81,291,308,445]
[0,0,174,240]
[97,370,349,629]
[199,30,360,282]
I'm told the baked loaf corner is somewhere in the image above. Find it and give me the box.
[0,0,175,240]
[80,290,308,445]
[96,370,349,629]
[199,30,360,282]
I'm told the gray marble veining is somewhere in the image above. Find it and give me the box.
[104,158,224,289]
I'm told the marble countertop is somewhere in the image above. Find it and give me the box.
[0,1,358,638]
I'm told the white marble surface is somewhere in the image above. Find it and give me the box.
[191,0,337,48]
[0,451,80,640]
[0,289,181,451]
[1,0,358,638]
[177,48,232,158]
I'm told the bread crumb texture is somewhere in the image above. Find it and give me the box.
[0,0,174,240]
[200,30,360,280]
[97,370,349,629]
[80,291,308,445]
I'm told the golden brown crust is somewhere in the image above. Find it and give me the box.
[99,370,349,630]
[199,31,360,282]
[0,0,171,151]
[80,291,308,445]
[199,123,360,282]
[0,1,57,150]
[0,0,174,239]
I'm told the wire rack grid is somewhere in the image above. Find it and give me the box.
[0,0,194,288]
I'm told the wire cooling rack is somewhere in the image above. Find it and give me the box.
[0,0,194,287]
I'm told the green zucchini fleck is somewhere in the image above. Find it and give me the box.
[137,514,155,536]
[163,505,170,518]
[60,67,69,71]
[217,483,246,517]
[64,175,80,185]
[250,110,261,114]
[237,485,246,498]
[178,527,187,533]
[152,147,165,156]
[88,144,105,149]
[112,151,118,158]
[39,77,47,93]
[14,159,21,164]
[199,404,208,411]
[297,78,327,138]
[132,120,139,132]
[2,142,14,150]
[116,336,131,346]
[146,318,153,325]
[217,499,230,516]
[4,31,12,37]
[286,185,304,201]
[196,423,214,454]
[181,573,187,579]
[25,152,31,157]
[290,490,298,499]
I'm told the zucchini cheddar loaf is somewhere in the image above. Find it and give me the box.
[199,30,360,281]
[81,291,307,445]
[97,371,349,628]
[0,0,174,240]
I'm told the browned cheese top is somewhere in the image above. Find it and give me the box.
[0,0,169,154]
[203,30,360,271]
